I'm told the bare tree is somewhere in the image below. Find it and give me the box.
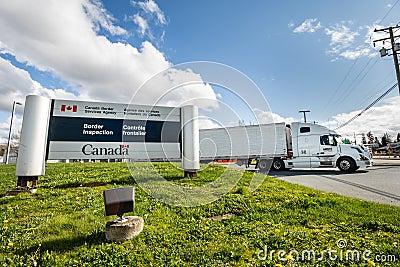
[10,131,21,157]
[366,131,374,144]
[361,133,367,144]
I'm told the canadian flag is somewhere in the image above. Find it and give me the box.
[121,144,130,148]
[61,104,77,112]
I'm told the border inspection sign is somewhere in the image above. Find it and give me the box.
[47,99,182,161]
[15,95,199,184]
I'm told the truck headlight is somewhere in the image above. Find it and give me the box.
[357,154,369,160]
[352,147,363,153]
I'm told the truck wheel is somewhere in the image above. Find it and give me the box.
[258,159,272,171]
[272,159,285,171]
[237,159,244,166]
[337,157,356,172]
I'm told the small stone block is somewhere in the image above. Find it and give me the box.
[17,176,39,188]
[6,187,37,197]
[184,171,197,178]
[105,216,144,243]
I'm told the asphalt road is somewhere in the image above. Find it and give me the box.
[263,159,400,206]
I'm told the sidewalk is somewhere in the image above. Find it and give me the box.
[372,155,400,159]
[372,158,400,166]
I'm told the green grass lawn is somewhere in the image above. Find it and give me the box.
[0,162,399,266]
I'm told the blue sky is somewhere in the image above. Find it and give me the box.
[0,0,400,144]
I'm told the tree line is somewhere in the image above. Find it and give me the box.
[363,132,400,147]
[341,132,400,147]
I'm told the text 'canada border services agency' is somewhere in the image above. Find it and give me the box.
[85,105,117,115]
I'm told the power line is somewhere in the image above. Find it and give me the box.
[380,0,400,24]
[352,76,396,111]
[331,57,379,108]
[322,57,359,115]
[334,83,398,130]
[334,24,400,131]
[325,57,380,117]
[324,1,399,117]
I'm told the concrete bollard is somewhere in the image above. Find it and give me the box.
[105,216,144,243]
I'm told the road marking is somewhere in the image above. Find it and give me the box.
[319,175,400,202]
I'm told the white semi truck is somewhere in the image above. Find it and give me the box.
[199,122,372,172]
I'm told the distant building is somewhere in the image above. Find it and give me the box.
[0,145,18,164]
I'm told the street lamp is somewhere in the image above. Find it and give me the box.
[5,101,22,164]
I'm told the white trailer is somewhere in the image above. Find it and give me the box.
[199,122,372,172]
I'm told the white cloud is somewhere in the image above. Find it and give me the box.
[293,19,380,60]
[0,0,217,106]
[0,57,77,112]
[323,96,400,138]
[325,22,390,60]
[133,0,166,25]
[339,47,373,60]
[254,109,296,124]
[0,57,79,144]
[0,58,37,110]
[0,115,22,145]
[324,22,379,60]
[198,117,221,129]
[325,24,358,44]
[130,0,166,41]
[324,24,358,55]
[0,0,218,142]
[130,67,218,109]
[133,14,150,36]
[293,18,322,33]
[83,0,128,35]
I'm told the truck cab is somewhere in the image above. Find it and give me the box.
[285,122,372,172]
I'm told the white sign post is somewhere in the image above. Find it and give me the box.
[15,95,51,189]
[181,105,200,177]
[14,95,199,190]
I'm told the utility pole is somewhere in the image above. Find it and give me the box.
[373,25,400,94]
[298,110,310,123]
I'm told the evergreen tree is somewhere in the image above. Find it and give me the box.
[374,137,381,147]
[382,135,387,147]
[381,132,392,147]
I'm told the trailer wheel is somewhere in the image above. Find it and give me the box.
[337,157,356,172]
[236,159,244,166]
[258,159,272,171]
[272,159,285,171]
